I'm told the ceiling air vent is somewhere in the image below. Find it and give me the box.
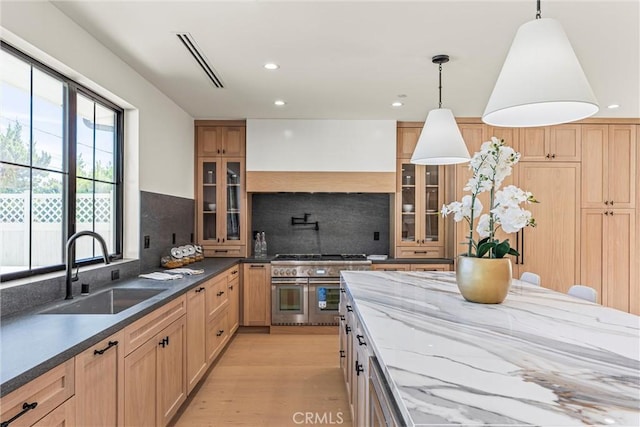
[176,32,224,88]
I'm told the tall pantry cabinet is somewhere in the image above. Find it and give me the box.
[580,124,637,312]
[195,121,247,257]
[451,122,582,294]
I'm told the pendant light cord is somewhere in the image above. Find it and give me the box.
[438,63,443,109]
[536,0,542,19]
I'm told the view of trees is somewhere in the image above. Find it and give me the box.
[0,120,114,194]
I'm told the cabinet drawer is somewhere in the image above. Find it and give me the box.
[31,395,75,427]
[396,247,444,258]
[411,263,451,272]
[225,265,240,281]
[204,246,244,257]
[206,275,229,320]
[206,309,229,363]
[123,295,186,355]
[0,359,74,427]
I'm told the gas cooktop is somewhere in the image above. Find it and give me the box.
[273,254,367,261]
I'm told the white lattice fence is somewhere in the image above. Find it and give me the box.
[0,193,113,270]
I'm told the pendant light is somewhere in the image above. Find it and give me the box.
[482,0,598,127]
[411,54,470,165]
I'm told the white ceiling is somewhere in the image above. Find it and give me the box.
[50,0,639,121]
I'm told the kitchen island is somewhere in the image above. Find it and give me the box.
[340,270,639,426]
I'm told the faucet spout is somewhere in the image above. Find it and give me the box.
[65,231,111,300]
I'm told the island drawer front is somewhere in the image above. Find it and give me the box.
[0,359,74,427]
[396,247,444,258]
[124,295,187,355]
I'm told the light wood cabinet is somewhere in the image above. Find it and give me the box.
[227,266,240,334]
[0,359,74,427]
[242,263,271,326]
[395,158,445,258]
[75,331,124,427]
[123,297,187,427]
[581,124,636,209]
[195,121,247,257]
[196,125,245,157]
[206,308,229,363]
[396,126,421,159]
[185,284,207,395]
[514,162,581,293]
[205,273,229,320]
[518,124,581,162]
[581,209,636,312]
[196,156,246,257]
[31,396,76,427]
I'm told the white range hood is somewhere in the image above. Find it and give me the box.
[246,119,396,192]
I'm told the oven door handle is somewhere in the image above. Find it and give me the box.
[308,279,340,285]
[271,279,308,285]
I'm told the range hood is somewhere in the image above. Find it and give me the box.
[246,119,396,192]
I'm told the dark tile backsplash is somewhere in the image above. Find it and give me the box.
[140,191,195,273]
[251,193,390,255]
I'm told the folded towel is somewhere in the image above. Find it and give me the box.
[139,272,184,281]
[164,268,204,275]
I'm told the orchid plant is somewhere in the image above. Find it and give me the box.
[441,137,538,258]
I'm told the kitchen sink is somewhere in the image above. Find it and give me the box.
[40,288,166,315]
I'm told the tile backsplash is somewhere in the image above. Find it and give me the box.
[251,193,390,255]
[140,191,195,272]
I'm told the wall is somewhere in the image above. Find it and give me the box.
[0,1,194,199]
[251,193,390,255]
[139,191,194,273]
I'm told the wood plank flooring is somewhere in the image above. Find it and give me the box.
[172,332,352,427]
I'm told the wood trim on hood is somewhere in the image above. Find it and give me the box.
[246,171,396,193]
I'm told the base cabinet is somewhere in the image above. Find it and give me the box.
[123,296,187,427]
[227,266,240,334]
[75,331,124,427]
[242,263,271,326]
[31,396,76,427]
[0,359,74,427]
[186,285,207,395]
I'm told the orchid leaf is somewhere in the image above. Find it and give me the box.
[477,241,495,258]
[495,240,511,258]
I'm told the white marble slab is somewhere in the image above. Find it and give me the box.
[340,271,640,427]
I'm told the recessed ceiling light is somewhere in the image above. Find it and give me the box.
[264,63,279,70]
[607,104,620,109]
[274,100,286,106]
[392,101,403,107]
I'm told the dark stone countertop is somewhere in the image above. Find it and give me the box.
[0,258,239,397]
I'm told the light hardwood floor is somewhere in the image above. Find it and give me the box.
[172,333,352,427]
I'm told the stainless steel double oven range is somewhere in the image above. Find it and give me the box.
[271,254,371,325]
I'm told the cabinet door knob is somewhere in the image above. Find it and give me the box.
[546,153,551,159]
[604,201,609,205]
[551,154,556,159]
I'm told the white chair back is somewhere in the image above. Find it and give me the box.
[567,285,597,303]
[519,272,541,286]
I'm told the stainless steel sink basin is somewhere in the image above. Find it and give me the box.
[40,288,165,315]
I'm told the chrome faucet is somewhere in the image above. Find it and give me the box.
[65,231,111,300]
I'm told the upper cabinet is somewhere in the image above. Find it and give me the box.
[518,124,581,162]
[197,125,245,157]
[195,121,247,257]
[394,125,445,258]
[582,124,636,209]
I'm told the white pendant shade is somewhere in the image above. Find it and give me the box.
[482,18,598,128]
[411,108,470,165]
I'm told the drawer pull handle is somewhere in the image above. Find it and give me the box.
[339,350,345,358]
[217,291,225,297]
[345,325,351,335]
[415,251,428,254]
[94,340,119,355]
[215,250,229,253]
[355,361,364,376]
[356,335,367,346]
[346,305,353,312]
[1,401,38,427]
[159,337,169,347]
[195,287,205,293]
[250,264,265,268]
[216,330,224,337]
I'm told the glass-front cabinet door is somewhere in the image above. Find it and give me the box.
[225,161,242,242]
[197,157,245,250]
[397,161,444,257]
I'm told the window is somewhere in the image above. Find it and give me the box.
[0,42,123,281]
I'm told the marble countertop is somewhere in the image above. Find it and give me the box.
[341,270,640,427]
[0,258,239,397]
